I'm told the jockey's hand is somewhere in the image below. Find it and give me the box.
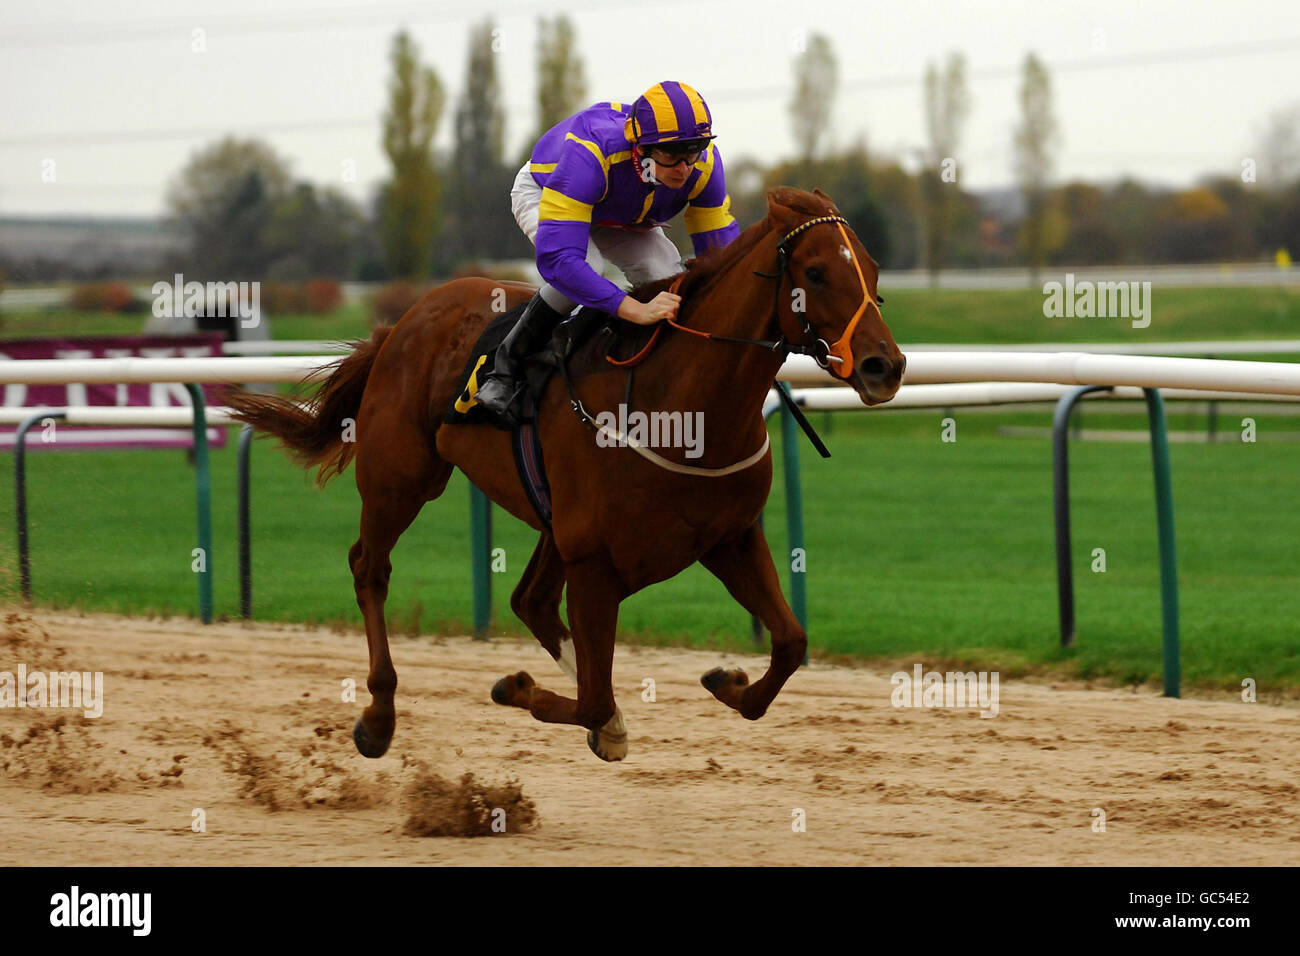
[619,291,681,325]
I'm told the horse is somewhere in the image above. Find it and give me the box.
[224,185,905,763]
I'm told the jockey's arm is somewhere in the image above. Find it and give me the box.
[684,143,742,257]
[534,139,632,317]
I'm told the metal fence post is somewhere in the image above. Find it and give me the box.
[1143,388,1181,698]
[184,384,214,624]
[778,383,808,661]
[14,409,66,603]
[238,424,254,620]
[1051,386,1112,646]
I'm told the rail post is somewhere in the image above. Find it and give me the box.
[14,409,67,603]
[238,424,254,620]
[778,383,809,660]
[1051,386,1112,646]
[1144,388,1181,698]
[184,384,214,624]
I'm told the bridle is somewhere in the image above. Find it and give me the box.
[751,214,881,380]
[659,214,882,381]
[562,210,881,474]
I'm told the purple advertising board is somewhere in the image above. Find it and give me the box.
[0,334,229,450]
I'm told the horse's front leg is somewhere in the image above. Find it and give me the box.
[698,521,807,720]
[502,533,629,755]
[491,554,626,761]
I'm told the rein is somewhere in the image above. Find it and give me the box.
[567,212,874,475]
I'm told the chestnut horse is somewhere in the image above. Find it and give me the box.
[225,186,904,762]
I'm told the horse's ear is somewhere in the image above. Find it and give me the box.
[765,186,804,233]
[812,188,841,216]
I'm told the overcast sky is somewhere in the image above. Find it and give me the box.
[2,0,1299,218]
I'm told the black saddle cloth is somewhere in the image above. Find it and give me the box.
[443,302,635,427]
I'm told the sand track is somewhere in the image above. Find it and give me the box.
[1,609,1296,865]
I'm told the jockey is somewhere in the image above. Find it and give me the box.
[475,80,742,423]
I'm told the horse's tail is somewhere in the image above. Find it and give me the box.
[224,326,391,486]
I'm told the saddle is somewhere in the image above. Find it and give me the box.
[444,302,660,427]
[443,299,661,528]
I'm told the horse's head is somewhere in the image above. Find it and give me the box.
[763,187,905,405]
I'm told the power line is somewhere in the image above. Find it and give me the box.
[708,34,1300,99]
[2,33,1297,150]
[0,0,725,48]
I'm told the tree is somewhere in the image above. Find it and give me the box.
[1013,53,1060,281]
[1054,181,1124,265]
[380,30,445,278]
[531,15,587,155]
[1152,187,1238,262]
[1255,102,1300,189]
[438,17,530,266]
[264,183,366,279]
[921,53,971,284]
[789,33,838,169]
[166,137,292,279]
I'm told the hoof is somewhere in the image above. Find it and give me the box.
[587,727,628,762]
[701,666,749,695]
[491,671,535,707]
[353,717,391,759]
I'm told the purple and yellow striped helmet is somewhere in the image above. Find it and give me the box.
[624,81,717,149]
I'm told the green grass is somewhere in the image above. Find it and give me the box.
[879,285,1300,344]
[4,285,1300,347]
[1,286,1298,694]
[1,408,1297,694]
[0,304,374,342]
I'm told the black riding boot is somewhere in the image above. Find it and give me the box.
[475,291,567,423]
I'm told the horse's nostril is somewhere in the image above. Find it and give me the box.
[860,356,889,379]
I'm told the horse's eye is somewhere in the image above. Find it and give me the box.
[805,266,825,285]
[876,294,885,306]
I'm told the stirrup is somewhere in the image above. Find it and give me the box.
[476,376,524,425]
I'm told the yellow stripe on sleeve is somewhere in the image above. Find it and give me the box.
[564,132,608,170]
[685,195,733,235]
[687,144,716,200]
[539,187,594,223]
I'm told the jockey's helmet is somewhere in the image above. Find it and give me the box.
[625,81,717,153]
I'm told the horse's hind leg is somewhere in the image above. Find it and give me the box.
[351,429,452,758]
[508,533,569,660]
[697,522,807,720]
[491,554,625,761]
[496,535,628,757]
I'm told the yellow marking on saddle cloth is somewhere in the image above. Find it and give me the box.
[454,353,489,414]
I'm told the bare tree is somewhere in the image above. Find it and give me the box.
[446,17,511,261]
[1014,53,1059,281]
[534,15,587,146]
[789,33,839,168]
[921,52,971,285]
[1255,102,1300,188]
[166,137,292,278]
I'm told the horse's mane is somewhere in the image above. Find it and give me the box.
[626,186,836,304]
